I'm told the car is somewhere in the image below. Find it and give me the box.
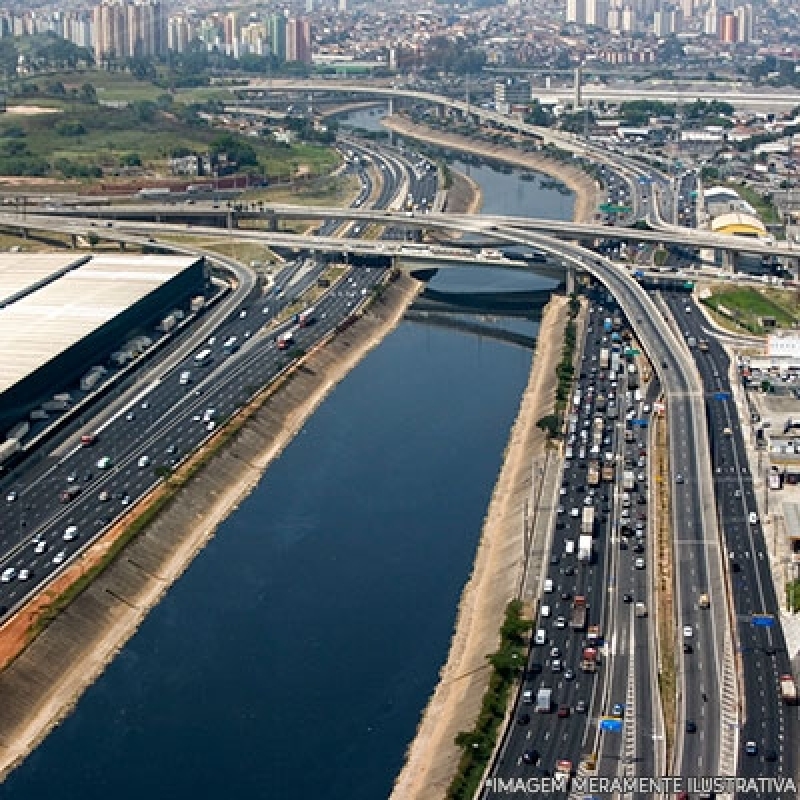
[1,567,16,582]
[675,474,684,484]
[517,713,531,725]
[239,309,248,318]
[66,471,77,483]
[575,700,587,714]
[564,669,575,681]
[141,401,149,410]
[633,542,645,554]
[623,593,634,603]
[556,505,565,515]
[620,539,628,550]
[683,625,693,638]
[52,550,66,565]
[748,511,758,525]
[686,719,697,733]
[570,508,579,517]
[683,642,692,654]
[126,412,135,421]
[138,455,150,469]
[563,566,575,576]
[17,569,30,581]
[611,703,625,718]
[63,525,78,541]
[522,749,539,765]
[121,494,130,506]
[557,704,570,718]
[744,741,758,756]
[764,748,778,762]
[6,490,17,503]
[550,554,560,565]
[634,558,646,569]
[522,688,534,704]
[555,616,567,629]
[166,445,176,455]
[541,605,551,618]
[34,540,47,554]
[560,591,571,601]
[550,646,561,658]
[551,659,562,672]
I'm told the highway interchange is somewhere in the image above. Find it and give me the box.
[0,107,796,797]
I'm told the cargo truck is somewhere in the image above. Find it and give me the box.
[578,534,593,563]
[587,462,600,486]
[599,348,610,369]
[536,687,553,713]
[570,596,588,630]
[780,674,798,705]
[581,507,594,535]
[580,646,598,672]
[623,470,635,491]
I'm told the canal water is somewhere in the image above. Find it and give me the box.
[1,124,574,800]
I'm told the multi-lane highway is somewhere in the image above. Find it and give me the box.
[0,135,434,622]
[665,292,799,792]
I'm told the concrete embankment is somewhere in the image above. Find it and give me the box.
[383,115,595,224]
[0,273,421,782]
[390,295,569,800]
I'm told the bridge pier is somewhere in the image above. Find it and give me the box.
[566,264,576,295]
[70,233,77,249]
[264,211,278,232]
[119,240,126,250]
[720,249,738,272]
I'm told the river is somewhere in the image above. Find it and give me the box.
[0,124,574,800]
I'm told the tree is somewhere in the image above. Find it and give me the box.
[80,82,97,104]
[537,414,561,438]
[0,38,18,91]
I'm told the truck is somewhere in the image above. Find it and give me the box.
[578,534,593,563]
[580,646,598,673]
[587,462,600,486]
[599,348,610,369]
[581,508,594,535]
[536,687,553,713]
[611,351,621,374]
[623,470,635,491]
[570,596,588,630]
[627,363,639,388]
[277,331,294,350]
[601,463,614,482]
[780,674,798,705]
[603,317,613,333]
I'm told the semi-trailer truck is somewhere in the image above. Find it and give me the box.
[578,534,593,563]
[570,596,588,630]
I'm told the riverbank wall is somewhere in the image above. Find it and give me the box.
[382,115,595,224]
[0,273,421,782]
[390,294,569,800]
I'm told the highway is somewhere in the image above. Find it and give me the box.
[482,298,661,794]
[664,292,800,794]
[0,135,430,621]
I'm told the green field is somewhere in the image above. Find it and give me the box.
[701,286,799,333]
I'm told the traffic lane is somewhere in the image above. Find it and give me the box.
[0,268,387,612]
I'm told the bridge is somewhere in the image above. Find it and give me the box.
[28,204,799,259]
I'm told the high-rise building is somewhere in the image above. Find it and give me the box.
[681,0,693,18]
[286,16,311,64]
[585,0,608,27]
[653,9,670,35]
[224,11,239,48]
[621,5,635,31]
[269,13,286,61]
[93,1,164,60]
[734,3,753,43]
[719,11,737,43]
[566,0,586,25]
[703,1,718,35]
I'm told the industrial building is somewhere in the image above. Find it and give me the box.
[0,253,207,434]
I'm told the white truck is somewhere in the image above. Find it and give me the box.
[578,534,593,563]
[581,507,594,535]
[623,470,635,491]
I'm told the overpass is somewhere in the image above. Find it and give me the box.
[239,77,800,117]
[29,203,798,258]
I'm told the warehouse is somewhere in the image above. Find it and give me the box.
[0,253,207,433]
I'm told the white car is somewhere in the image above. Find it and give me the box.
[634,557,646,569]
[34,541,47,555]
[748,511,758,525]
[683,625,693,638]
[18,569,30,581]
[570,508,580,518]
[63,525,78,541]
[52,551,66,565]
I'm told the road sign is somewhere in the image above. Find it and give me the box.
[714,391,731,401]
[632,419,649,427]
[600,718,623,732]
[751,614,775,627]
[626,348,641,357]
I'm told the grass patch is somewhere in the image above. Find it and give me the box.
[653,248,668,267]
[653,412,676,766]
[446,600,531,800]
[723,181,782,227]
[700,287,796,333]
[787,579,800,613]
[240,173,359,207]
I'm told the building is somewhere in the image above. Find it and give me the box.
[0,254,207,433]
[719,11,737,43]
[566,0,586,25]
[494,78,531,114]
[710,211,768,237]
[734,3,753,44]
[269,13,286,61]
[768,334,800,360]
[286,16,311,64]
[93,0,165,61]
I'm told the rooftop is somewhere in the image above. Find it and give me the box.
[0,254,199,396]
